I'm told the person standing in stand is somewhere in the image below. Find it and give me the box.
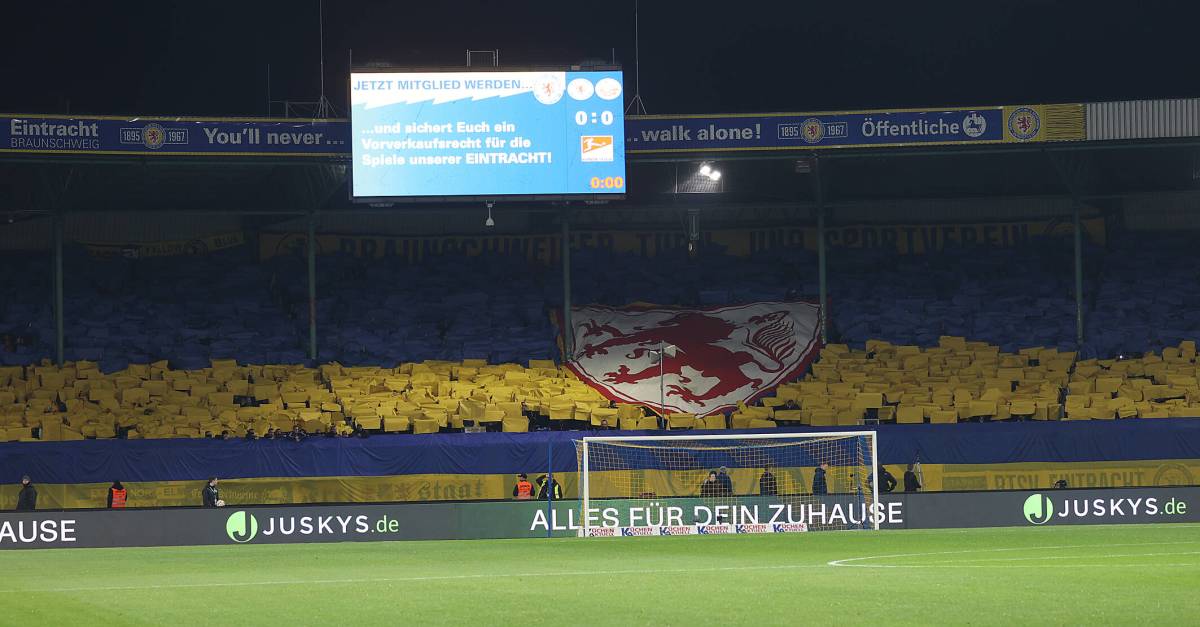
[812,462,829,495]
[512,473,534,500]
[879,467,898,493]
[107,480,127,509]
[202,477,224,507]
[758,466,778,496]
[904,463,922,492]
[15,475,37,511]
[716,466,734,497]
[536,474,562,500]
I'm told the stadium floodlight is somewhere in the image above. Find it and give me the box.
[709,170,722,181]
[576,431,880,536]
[484,202,495,228]
[699,163,712,176]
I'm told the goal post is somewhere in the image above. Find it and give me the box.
[576,431,880,536]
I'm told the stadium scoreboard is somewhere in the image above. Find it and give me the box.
[350,69,626,201]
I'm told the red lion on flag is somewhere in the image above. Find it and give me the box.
[578,310,799,407]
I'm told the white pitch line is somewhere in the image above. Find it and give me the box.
[920,550,1200,564]
[820,563,1200,569]
[0,562,829,594]
[828,540,1200,568]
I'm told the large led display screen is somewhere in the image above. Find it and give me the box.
[351,70,626,200]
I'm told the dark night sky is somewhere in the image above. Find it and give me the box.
[2,1,1197,117]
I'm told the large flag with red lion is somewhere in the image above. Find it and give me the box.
[562,302,822,417]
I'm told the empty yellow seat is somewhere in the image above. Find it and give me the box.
[852,392,884,409]
[355,416,382,430]
[502,416,529,432]
[772,409,803,423]
[896,406,924,424]
[382,417,411,432]
[836,408,863,426]
[809,408,837,427]
[1009,400,1036,417]
[412,417,440,434]
[615,404,644,421]
[930,410,958,424]
[635,416,660,430]
[966,400,997,419]
[667,413,699,429]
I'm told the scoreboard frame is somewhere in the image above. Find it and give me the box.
[348,65,627,204]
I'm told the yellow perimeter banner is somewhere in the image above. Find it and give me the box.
[1,457,1189,510]
[261,217,1105,264]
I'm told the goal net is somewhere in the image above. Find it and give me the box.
[575,432,879,536]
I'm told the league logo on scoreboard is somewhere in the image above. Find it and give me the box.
[581,136,614,162]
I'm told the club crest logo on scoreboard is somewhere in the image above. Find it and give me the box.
[532,73,566,105]
[581,135,614,162]
[1007,107,1041,141]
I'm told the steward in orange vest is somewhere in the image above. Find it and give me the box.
[512,473,534,500]
[107,481,127,509]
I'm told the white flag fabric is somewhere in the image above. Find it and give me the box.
[564,302,822,417]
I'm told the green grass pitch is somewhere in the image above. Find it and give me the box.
[1,524,1197,625]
